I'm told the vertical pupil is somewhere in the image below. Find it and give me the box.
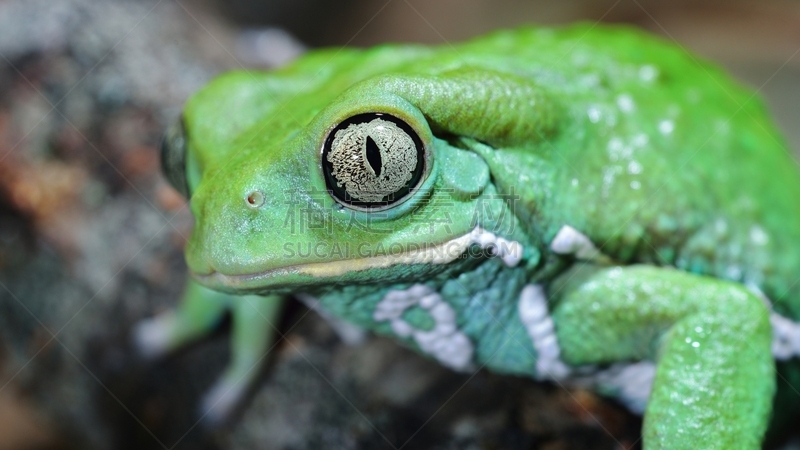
[365,136,382,177]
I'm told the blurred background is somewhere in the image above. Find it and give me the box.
[0,1,797,449]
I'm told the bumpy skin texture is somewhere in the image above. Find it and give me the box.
[140,24,800,448]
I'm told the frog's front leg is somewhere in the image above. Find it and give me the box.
[134,280,285,424]
[549,264,774,449]
[199,294,283,424]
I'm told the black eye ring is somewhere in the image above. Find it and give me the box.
[321,112,425,211]
[161,117,190,198]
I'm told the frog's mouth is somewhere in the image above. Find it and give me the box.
[192,227,522,292]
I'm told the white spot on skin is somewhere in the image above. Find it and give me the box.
[627,161,642,175]
[518,284,571,380]
[749,226,769,245]
[632,133,649,148]
[608,137,624,152]
[391,319,414,338]
[419,293,439,309]
[607,137,633,162]
[373,284,474,371]
[408,284,429,298]
[659,120,674,135]
[551,225,611,263]
[468,228,523,267]
[639,65,658,82]
[616,94,635,113]
[587,105,602,123]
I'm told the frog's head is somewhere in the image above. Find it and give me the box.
[164,55,554,295]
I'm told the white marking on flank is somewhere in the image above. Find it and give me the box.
[468,228,524,267]
[518,284,571,380]
[550,225,610,263]
[373,284,474,371]
[616,94,635,113]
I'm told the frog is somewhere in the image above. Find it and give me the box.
[133,23,800,449]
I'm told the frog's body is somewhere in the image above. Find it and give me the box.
[135,25,800,448]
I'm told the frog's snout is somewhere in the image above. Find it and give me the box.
[161,117,190,199]
[185,240,216,277]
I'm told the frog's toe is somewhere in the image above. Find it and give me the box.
[132,313,177,359]
[198,378,248,426]
[193,295,285,425]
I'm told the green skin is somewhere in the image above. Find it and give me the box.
[137,24,800,448]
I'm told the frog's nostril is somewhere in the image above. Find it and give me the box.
[246,190,265,208]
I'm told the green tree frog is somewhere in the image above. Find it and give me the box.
[135,24,800,449]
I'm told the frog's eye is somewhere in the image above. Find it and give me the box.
[322,113,425,210]
[161,118,191,198]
